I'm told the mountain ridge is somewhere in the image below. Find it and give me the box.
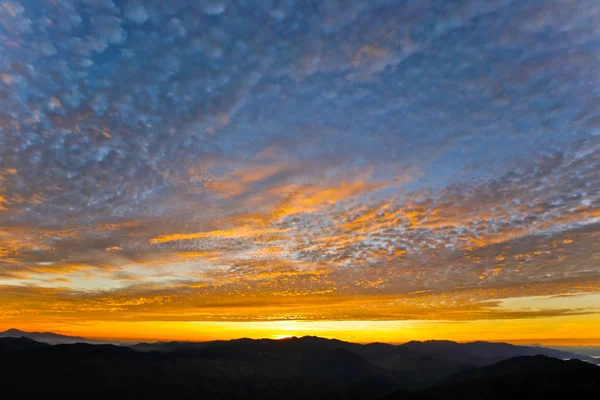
[420,355,600,400]
[1,336,599,399]
[0,328,114,345]
[2,328,598,364]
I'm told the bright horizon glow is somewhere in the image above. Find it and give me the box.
[3,312,600,346]
[1,0,599,344]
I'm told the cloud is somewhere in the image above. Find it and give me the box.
[0,0,599,331]
[1,276,599,325]
[123,1,149,24]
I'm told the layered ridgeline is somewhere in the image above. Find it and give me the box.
[1,332,598,399]
[0,328,113,345]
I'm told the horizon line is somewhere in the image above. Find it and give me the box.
[3,328,600,346]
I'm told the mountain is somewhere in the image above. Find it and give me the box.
[131,336,458,389]
[421,355,600,399]
[0,328,111,345]
[6,328,595,366]
[1,335,598,399]
[131,336,599,389]
[0,337,400,399]
[399,339,599,366]
[0,337,50,353]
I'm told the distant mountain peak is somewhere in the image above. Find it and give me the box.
[1,328,82,338]
[0,328,108,345]
[2,328,26,334]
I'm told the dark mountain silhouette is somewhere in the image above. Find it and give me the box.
[131,335,599,389]
[1,334,598,399]
[0,337,400,399]
[0,337,50,353]
[131,336,460,389]
[133,336,598,365]
[421,355,600,399]
[399,339,599,366]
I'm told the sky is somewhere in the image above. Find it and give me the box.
[0,0,599,344]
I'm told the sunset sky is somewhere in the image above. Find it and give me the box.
[1,0,599,344]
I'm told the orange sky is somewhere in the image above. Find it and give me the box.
[3,317,600,346]
[2,290,599,345]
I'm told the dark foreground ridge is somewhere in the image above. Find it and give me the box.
[1,333,599,399]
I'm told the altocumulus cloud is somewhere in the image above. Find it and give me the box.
[0,0,599,323]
